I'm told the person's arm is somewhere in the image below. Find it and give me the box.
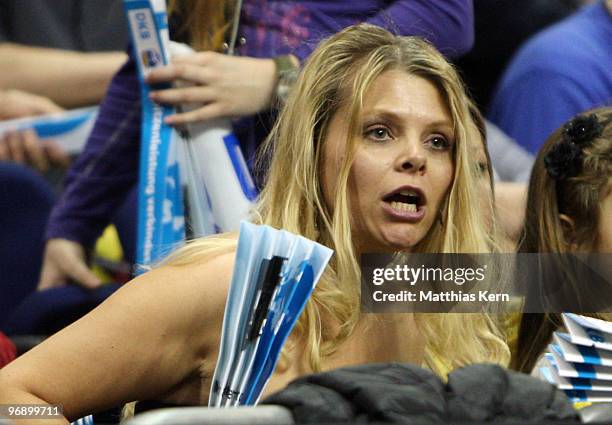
[292,0,474,62]
[0,250,234,424]
[0,89,63,120]
[40,50,141,289]
[0,43,127,108]
[366,0,474,58]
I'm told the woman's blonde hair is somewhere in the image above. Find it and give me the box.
[166,24,509,374]
[514,107,612,372]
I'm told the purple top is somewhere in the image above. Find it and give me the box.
[238,0,474,60]
[46,0,474,249]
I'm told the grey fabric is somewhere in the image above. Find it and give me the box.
[126,405,294,425]
[486,120,535,183]
[0,0,127,51]
[446,364,576,423]
[264,363,579,424]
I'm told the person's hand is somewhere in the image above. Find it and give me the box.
[146,52,279,125]
[0,89,70,172]
[0,129,70,172]
[0,89,63,120]
[38,239,102,291]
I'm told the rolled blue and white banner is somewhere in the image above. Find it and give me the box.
[168,41,257,236]
[0,107,97,155]
[124,0,185,267]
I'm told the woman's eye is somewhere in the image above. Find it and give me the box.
[427,136,451,150]
[365,127,392,142]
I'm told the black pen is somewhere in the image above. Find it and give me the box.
[246,256,286,344]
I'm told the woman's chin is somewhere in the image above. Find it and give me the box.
[355,225,423,253]
[372,231,421,253]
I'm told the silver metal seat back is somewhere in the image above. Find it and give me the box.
[580,403,612,423]
[125,405,294,425]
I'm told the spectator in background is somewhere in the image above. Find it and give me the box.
[453,0,590,194]
[455,0,582,113]
[489,0,612,155]
[0,0,128,171]
[0,0,129,328]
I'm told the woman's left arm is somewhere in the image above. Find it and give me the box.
[0,253,234,423]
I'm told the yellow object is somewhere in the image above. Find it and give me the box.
[91,225,124,283]
[505,312,521,358]
[574,402,592,409]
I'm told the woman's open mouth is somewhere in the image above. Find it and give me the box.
[382,187,426,221]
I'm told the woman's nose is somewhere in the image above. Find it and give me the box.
[395,141,426,173]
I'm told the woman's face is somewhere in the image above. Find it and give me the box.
[321,70,455,253]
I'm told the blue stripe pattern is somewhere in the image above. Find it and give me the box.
[576,344,602,365]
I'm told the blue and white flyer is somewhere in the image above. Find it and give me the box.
[209,221,333,407]
[563,313,612,351]
[554,332,612,367]
[549,346,612,380]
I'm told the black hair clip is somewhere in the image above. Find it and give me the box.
[563,113,603,145]
[544,141,582,181]
[544,113,603,181]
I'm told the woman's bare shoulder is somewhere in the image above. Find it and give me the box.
[145,248,236,294]
[136,248,237,329]
[132,250,236,358]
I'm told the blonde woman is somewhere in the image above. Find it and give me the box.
[0,24,509,424]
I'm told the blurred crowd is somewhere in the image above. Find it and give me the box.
[0,1,610,422]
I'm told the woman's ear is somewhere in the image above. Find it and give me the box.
[559,213,578,251]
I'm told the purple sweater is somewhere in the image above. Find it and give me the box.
[46,0,474,249]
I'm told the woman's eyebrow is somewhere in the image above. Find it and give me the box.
[424,121,454,134]
[361,110,402,125]
[362,109,452,130]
